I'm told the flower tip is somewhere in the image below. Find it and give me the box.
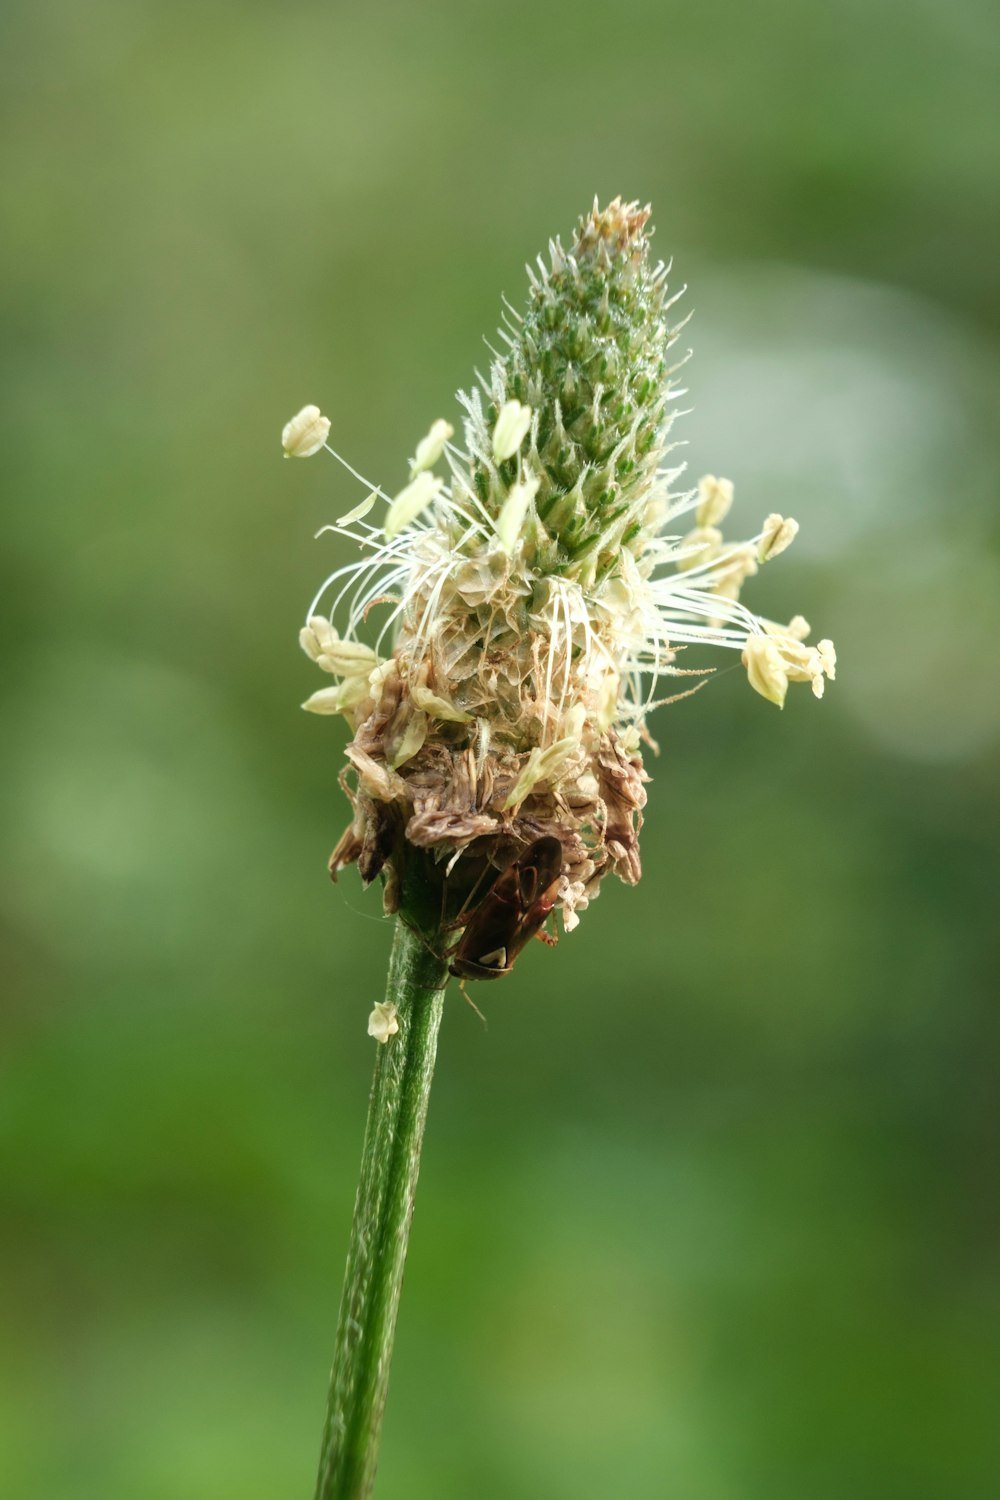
[282,404,330,458]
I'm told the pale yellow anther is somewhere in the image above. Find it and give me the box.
[300,685,342,715]
[282,404,330,458]
[368,1001,399,1044]
[503,731,579,809]
[743,626,836,707]
[368,660,398,695]
[410,419,454,479]
[495,473,540,554]
[712,543,758,602]
[492,400,532,461]
[758,513,799,563]
[817,639,837,680]
[677,526,723,571]
[301,678,371,715]
[742,633,789,708]
[316,640,379,677]
[384,472,443,537]
[299,615,338,662]
[696,474,734,528]
[409,667,471,724]
[763,614,811,642]
[387,710,428,769]
[301,618,378,678]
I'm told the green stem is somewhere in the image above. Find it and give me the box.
[314,916,449,1500]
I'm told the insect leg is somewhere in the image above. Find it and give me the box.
[457,977,489,1030]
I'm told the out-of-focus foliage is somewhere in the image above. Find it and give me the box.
[1,2,997,1496]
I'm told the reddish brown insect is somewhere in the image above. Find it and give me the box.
[449,836,563,981]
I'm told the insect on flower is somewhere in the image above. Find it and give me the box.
[448,837,563,982]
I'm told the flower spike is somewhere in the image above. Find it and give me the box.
[293,198,835,939]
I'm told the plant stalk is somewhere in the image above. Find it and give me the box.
[314,915,448,1500]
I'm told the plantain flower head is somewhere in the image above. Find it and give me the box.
[291,199,836,938]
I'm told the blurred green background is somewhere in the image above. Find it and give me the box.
[2,1,999,1496]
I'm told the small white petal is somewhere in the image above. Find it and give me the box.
[337,490,378,526]
[492,400,532,461]
[368,1001,399,1044]
[282,404,330,458]
[410,419,454,478]
[495,473,540,554]
[384,472,443,537]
